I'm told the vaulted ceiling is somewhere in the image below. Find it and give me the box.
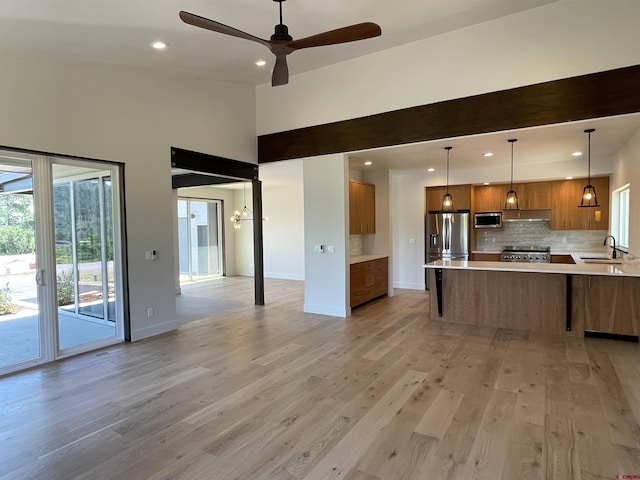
[0,0,560,85]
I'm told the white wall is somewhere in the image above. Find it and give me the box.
[261,160,305,281]
[257,0,640,134]
[0,59,256,340]
[391,173,429,290]
[612,128,640,256]
[303,154,349,317]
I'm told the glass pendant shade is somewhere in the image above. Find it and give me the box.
[580,184,598,207]
[504,139,519,210]
[442,192,454,211]
[442,146,454,212]
[505,189,519,209]
[578,128,600,207]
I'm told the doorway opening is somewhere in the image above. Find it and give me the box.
[177,198,224,283]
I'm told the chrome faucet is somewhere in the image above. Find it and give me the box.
[603,235,617,259]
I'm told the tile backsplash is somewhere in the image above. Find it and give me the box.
[475,221,609,253]
[350,235,364,256]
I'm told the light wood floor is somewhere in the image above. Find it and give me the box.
[1,277,640,479]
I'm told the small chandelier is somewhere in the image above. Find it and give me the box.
[578,128,600,207]
[230,183,252,229]
[504,138,519,210]
[442,146,454,212]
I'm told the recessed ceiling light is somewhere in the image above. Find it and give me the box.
[572,151,582,157]
[150,41,167,50]
[364,161,372,166]
[483,182,490,185]
[255,60,267,67]
[483,152,493,157]
[566,176,573,179]
[427,168,435,172]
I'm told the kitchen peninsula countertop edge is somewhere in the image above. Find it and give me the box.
[423,253,640,277]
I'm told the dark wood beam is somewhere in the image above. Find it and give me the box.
[172,173,237,189]
[258,65,640,163]
[171,147,258,180]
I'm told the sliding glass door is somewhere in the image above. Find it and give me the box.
[0,151,125,376]
[0,156,40,370]
[177,198,224,282]
[53,165,119,350]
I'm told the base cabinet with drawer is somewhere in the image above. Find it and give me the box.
[350,257,388,308]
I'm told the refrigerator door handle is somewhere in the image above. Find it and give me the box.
[444,216,450,251]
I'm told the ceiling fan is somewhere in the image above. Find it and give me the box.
[179,0,382,87]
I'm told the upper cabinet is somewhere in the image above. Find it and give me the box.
[472,184,507,212]
[473,182,550,211]
[515,181,551,210]
[425,184,471,212]
[465,176,609,230]
[550,176,609,230]
[349,180,376,234]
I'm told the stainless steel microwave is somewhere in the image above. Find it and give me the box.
[474,212,502,229]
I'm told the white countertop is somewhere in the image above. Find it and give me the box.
[423,253,640,278]
[350,254,388,265]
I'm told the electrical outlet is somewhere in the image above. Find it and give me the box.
[147,307,154,318]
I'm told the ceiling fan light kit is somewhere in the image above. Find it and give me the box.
[179,0,381,86]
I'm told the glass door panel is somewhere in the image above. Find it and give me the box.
[177,198,223,283]
[52,164,117,351]
[0,159,41,371]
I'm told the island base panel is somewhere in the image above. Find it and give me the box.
[427,268,582,336]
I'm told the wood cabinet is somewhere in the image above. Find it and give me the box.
[425,184,471,212]
[515,181,551,209]
[572,275,640,336]
[350,257,388,308]
[551,176,609,230]
[472,182,550,212]
[472,184,507,212]
[349,180,375,234]
[470,253,501,261]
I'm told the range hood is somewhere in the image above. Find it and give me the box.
[502,209,551,222]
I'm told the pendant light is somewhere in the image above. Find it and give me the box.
[578,128,600,207]
[442,146,454,212]
[230,183,252,229]
[504,138,519,210]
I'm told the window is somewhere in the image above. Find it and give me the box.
[612,184,630,250]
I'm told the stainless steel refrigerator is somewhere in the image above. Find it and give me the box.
[425,211,470,289]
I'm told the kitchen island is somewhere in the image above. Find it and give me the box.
[424,254,640,340]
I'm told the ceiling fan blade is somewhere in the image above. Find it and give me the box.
[272,54,289,86]
[179,11,271,48]
[287,22,381,50]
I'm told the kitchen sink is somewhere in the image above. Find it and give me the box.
[579,256,622,264]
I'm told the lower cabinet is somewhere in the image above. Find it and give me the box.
[572,275,640,336]
[350,257,388,308]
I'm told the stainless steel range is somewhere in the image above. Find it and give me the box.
[501,245,551,263]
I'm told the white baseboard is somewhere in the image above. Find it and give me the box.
[130,320,178,341]
[304,303,348,318]
[393,282,425,290]
[265,272,305,281]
